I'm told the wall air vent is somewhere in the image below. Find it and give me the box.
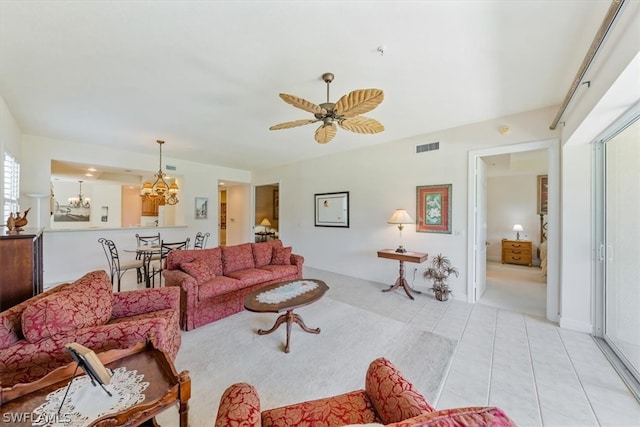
[415,141,440,154]
[165,165,177,171]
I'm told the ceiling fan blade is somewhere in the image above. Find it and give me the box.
[315,123,337,144]
[279,94,326,115]
[338,116,384,134]
[334,89,384,117]
[269,119,318,130]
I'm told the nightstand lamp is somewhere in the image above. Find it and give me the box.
[512,224,524,240]
[260,218,271,233]
[387,209,414,253]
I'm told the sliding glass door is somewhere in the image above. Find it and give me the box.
[599,114,640,382]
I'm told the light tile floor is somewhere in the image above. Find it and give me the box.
[118,265,639,427]
[302,266,640,427]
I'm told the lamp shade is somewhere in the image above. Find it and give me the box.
[260,218,271,227]
[387,209,414,225]
[512,224,524,232]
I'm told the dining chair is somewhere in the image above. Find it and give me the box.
[193,232,210,250]
[98,237,145,292]
[149,238,190,287]
[135,232,161,283]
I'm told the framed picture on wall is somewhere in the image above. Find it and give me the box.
[195,197,208,220]
[416,184,452,234]
[537,175,548,215]
[273,189,279,219]
[314,191,349,227]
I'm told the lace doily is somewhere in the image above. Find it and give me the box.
[32,367,148,427]
[257,280,319,304]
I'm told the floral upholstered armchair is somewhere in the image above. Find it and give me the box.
[215,357,517,427]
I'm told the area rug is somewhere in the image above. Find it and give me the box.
[157,296,457,427]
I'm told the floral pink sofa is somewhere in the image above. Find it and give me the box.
[215,357,517,427]
[163,240,304,331]
[0,270,181,388]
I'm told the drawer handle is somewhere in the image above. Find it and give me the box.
[512,244,521,247]
[512,250,521,254]
[512,257,521,260]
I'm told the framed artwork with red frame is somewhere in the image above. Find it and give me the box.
[416,184,452,234]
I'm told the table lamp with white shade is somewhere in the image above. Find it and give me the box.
[512,224,524,240]
[259,218,271,233]
[387,209,414,253]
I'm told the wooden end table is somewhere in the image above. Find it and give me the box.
[244,279,329,353]
[0,342,190,426]
[377,249,428,300]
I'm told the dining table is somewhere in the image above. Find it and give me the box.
[125,245,162,288]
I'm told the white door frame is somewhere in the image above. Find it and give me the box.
[467,139,560,322]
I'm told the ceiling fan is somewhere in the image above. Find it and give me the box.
[269,72,384,144]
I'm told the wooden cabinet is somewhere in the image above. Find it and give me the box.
[501,239,532,267]
[0,228,44,311]
[141,197,163,216]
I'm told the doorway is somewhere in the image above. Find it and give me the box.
[254,183,279,242]
[467,139,560,323]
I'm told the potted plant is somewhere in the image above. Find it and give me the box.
[423,253,459,301]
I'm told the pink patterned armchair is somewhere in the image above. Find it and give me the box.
[215,358,517,427]
[0,270,181,388]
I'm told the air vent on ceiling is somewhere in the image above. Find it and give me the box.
[165,165,177,171]
[416,141,440,154]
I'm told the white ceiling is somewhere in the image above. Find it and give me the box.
[0,1,611,171]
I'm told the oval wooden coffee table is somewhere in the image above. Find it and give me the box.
[244,279,329,353]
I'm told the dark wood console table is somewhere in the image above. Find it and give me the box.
[377,249,428,300]
[0,342,190,426]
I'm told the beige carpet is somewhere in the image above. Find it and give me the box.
[157,296,456,427]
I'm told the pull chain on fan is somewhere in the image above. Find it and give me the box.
[269,72,384,144]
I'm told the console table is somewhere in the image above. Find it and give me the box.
[377,249,428,300]
[0,342,191,426]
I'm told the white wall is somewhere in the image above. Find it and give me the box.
[1,97,23,212]
[255,106,559,297]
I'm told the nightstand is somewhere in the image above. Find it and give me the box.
[501,239,532,267]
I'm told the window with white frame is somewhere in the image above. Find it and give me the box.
[3,152,20,221]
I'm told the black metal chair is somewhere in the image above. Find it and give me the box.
[149,238,190,287]
[193,232,210,249]
[135,232,161,283]
[98,237,144,292]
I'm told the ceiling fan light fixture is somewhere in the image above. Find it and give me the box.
[270,72,384,144]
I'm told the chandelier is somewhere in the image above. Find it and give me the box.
[140,140,179,205]
[68,180,91,209]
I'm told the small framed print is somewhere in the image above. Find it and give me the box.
[314,191,349,228]
[195,197,208,220]
[416,184,452,234]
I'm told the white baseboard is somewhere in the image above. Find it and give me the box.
[559,316,593,334]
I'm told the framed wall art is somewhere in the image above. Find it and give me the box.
[195,197,208,220]
[537,175,548,215]
[416,184,452,234]
[314,191,349,228]
[273,189,279,220]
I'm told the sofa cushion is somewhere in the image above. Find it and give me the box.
[252,241,274,268]
[271,246,292,265]
[181,258,216,284]
[222,243,255,275]
[258,264,299,281]
[225,268,274,287]
[167,247,223,276]
[197,276,244,301]
[387,407,517,427]
[21,271,113,343]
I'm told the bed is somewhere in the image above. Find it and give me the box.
[539,214,548,277]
